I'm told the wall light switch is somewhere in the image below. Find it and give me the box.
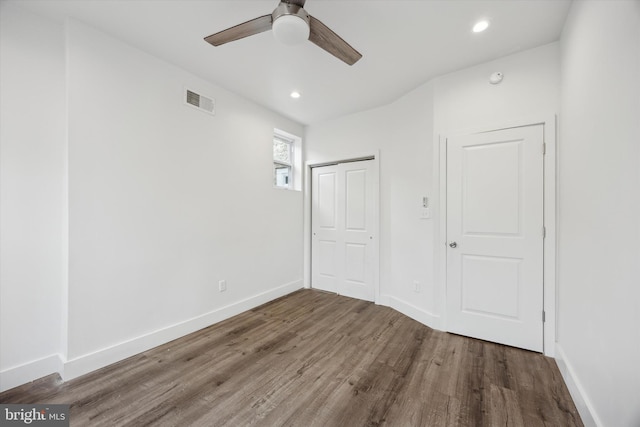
[420,208,431,219]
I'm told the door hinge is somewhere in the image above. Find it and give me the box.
[542,143,546,155]
[542,226,546,238]
[542,311,546,322]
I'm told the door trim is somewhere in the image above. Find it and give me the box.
[304,152,381,304]
[435,115,557,356]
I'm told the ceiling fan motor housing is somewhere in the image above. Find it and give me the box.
[272,3,311,45]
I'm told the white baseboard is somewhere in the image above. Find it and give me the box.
[63,280,303,380]
[0,354,64,393]
[555,343,602,427]
[2,282,302,390]
[380,295,441,331]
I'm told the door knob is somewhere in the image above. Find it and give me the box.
[449,242,457,248]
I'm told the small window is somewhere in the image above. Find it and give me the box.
[273,135,294,189]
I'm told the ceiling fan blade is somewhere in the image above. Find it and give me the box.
[308,16,362,66]
[204,15,273,47]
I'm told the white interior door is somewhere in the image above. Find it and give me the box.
[446,125,544,352]
[312,160,375,302]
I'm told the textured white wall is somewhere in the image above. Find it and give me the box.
[558,1,640,426]
[0,3,66,391]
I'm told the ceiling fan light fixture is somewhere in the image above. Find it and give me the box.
[273,14,310,45]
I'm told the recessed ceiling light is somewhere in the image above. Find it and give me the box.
[473,20,490,33]
[290,91,301,99]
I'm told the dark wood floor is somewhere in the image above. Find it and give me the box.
[1,290,582,426]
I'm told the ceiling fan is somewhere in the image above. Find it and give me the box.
[204,0,362,66]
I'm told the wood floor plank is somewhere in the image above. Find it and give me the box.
[485,383,526,426]
[0,290,583,426]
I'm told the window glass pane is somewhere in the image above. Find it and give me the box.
[273,139,291,164]
[274,164,291,188]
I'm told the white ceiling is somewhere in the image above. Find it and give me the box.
[10,0,572,125]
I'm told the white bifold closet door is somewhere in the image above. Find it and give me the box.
[311,160,375,302]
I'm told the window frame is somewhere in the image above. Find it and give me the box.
[273,135,294,190]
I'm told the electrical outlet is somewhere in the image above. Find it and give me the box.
[413,280,420,293]
[219,280,227,292]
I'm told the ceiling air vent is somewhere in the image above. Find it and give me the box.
[184,88,215,115]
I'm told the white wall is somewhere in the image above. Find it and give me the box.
[433,43,560,134]
[305,43,560,329]
[0,3,66,391]
[432,42,561,353]
[64,20,304,375]
[5,7,639,425]
[557,1,640,426]
[1,5,305,389]
[305,82,438,325]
